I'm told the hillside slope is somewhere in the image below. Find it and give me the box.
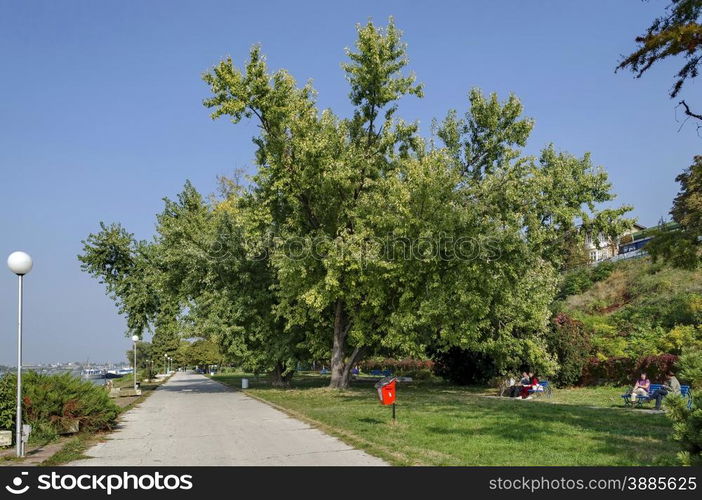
[555,257,702,360]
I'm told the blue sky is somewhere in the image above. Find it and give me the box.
[0,0,698,364]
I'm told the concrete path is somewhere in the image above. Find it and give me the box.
[69,371,385,466]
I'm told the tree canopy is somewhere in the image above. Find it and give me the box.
[80,19,631,389]
[617,0,702,123]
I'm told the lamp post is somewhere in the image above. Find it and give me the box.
[7,251,33,458]
[164,354,167,375]
[131,335,139,391]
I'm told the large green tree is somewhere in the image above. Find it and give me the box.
[202,19,632,388]
[81,19,631,390]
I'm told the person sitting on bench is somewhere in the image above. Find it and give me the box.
[509,372,530,397]
[649,371,681,410]
[629,372,650,402]
[520,372,539,399]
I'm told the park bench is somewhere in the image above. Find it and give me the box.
[369,369,393,377]
[498,380,552,398]
[528,381,552,398]
[621,384,693,409]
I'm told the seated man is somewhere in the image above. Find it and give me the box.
[649,371,681,410]
[629,372,650,402]
[509,372,530,397]
[519,372,539,399]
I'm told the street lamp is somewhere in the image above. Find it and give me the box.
[164,353,167,375]
[131,335,139,391]
[7,251,33,457]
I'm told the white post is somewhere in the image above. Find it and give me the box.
[133,339,137,391]
[7,252,31,458]
[15,274,23,457]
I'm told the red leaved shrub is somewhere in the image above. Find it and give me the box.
[579,354,679,385]
[359,358,434,374]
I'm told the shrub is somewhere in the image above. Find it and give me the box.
[559,268,593,299]
[0,372,120,444]
[545,314,591,387]
[359,358,434,375]
[0,375,14,432]
[665,347,702,465]
[430,348,498,385]
[580,356,635,385]
[579,354,679,385]
[591,261,615,282]
[664,293,702,327]
[637,354,679,382]
[660,325,702,354]
[678,346,702,388]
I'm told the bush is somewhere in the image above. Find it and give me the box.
[0,375,14,432]
[580,356,635,385]
[591,261,615,282]
[545,314,591,387]
[665,347,702,465]
[359,358,434,375]
[430,348,497,385]
[661,325,702,354]
[678,346,702,388]
[579,354,679,385]
[637,354,679,382]
[559,268,593,299]
[557,262,617,301]
[0,372,120,444]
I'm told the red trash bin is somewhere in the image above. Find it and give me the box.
[374,376,397,406]
[380,380,396,405]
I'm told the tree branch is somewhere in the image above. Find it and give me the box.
[679,100,702,121]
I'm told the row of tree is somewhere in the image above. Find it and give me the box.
[127,339,223,374]
[79,19,631,388]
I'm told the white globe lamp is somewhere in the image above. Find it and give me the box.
[7,251,33,276]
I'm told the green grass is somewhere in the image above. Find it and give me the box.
[213,374,679,466]
[40,434,96,466]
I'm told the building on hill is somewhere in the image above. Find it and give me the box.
[584,221,682,263]
[584,223,647,263]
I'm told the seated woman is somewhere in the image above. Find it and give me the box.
[519,372,539,399]
[629,373,650,401]
[509,372,530,397]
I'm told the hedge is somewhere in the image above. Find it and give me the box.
[579,354,679,385]
[359,358,434,374]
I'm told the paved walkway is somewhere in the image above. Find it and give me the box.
[69,371,385,466]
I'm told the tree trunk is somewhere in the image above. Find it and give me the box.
[329,300,348,388]
[329,300,364,389]
[270,361,294,387]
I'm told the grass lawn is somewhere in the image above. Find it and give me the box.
[213,373,679,466]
